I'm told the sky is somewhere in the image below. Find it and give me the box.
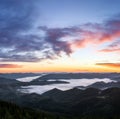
[0,0,120,73]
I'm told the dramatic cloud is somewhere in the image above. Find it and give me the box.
[49,14,120,50]
[0,0,120,62]
[72,14,120,48]
[0,0,43,62]
[0,64,22,68]
[41,27,80,55]
[96,63,120,68]
[0,0,77,62]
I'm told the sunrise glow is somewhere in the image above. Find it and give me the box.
[0,0,120,73]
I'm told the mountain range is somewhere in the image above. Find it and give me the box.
[0,73,120,119]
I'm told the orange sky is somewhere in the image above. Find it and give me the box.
[0,61,120,73]
[0,0,120,73]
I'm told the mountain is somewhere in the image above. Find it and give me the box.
[6,87,118,118]
[79,81,120,89]
[0,77,19,84]
[0,73,120,119]
[0,100,68,119]
[0,73,41,79]
[42,87,120,118]
[35,73,120,81]
[0,86,120,118]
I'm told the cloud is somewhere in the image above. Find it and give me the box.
[0,0,120,63]
[73,14,120,48]
[60,15,120,50]
[0,53,41,62]
[0,0,77,62]
[0,0,43,62]
[99,48,120,53]
[99,40,120,53]
[0,64,22,68]
[96,63,120,68]
[42,27,78,55]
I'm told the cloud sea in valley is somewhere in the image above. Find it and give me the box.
[17,75,116,94]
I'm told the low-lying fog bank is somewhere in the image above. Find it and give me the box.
[19,78,116,94]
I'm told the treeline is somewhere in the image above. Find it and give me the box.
[0,100,120,119]
[0,100,67,119]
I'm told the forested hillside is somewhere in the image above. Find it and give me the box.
[0,100,66,119]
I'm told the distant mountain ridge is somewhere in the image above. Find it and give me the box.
[0,73,120,118]
[0,73,41,79]
[0,72,120,80]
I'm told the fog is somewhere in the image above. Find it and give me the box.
[19,78,116,94]
[16,74,46,82]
